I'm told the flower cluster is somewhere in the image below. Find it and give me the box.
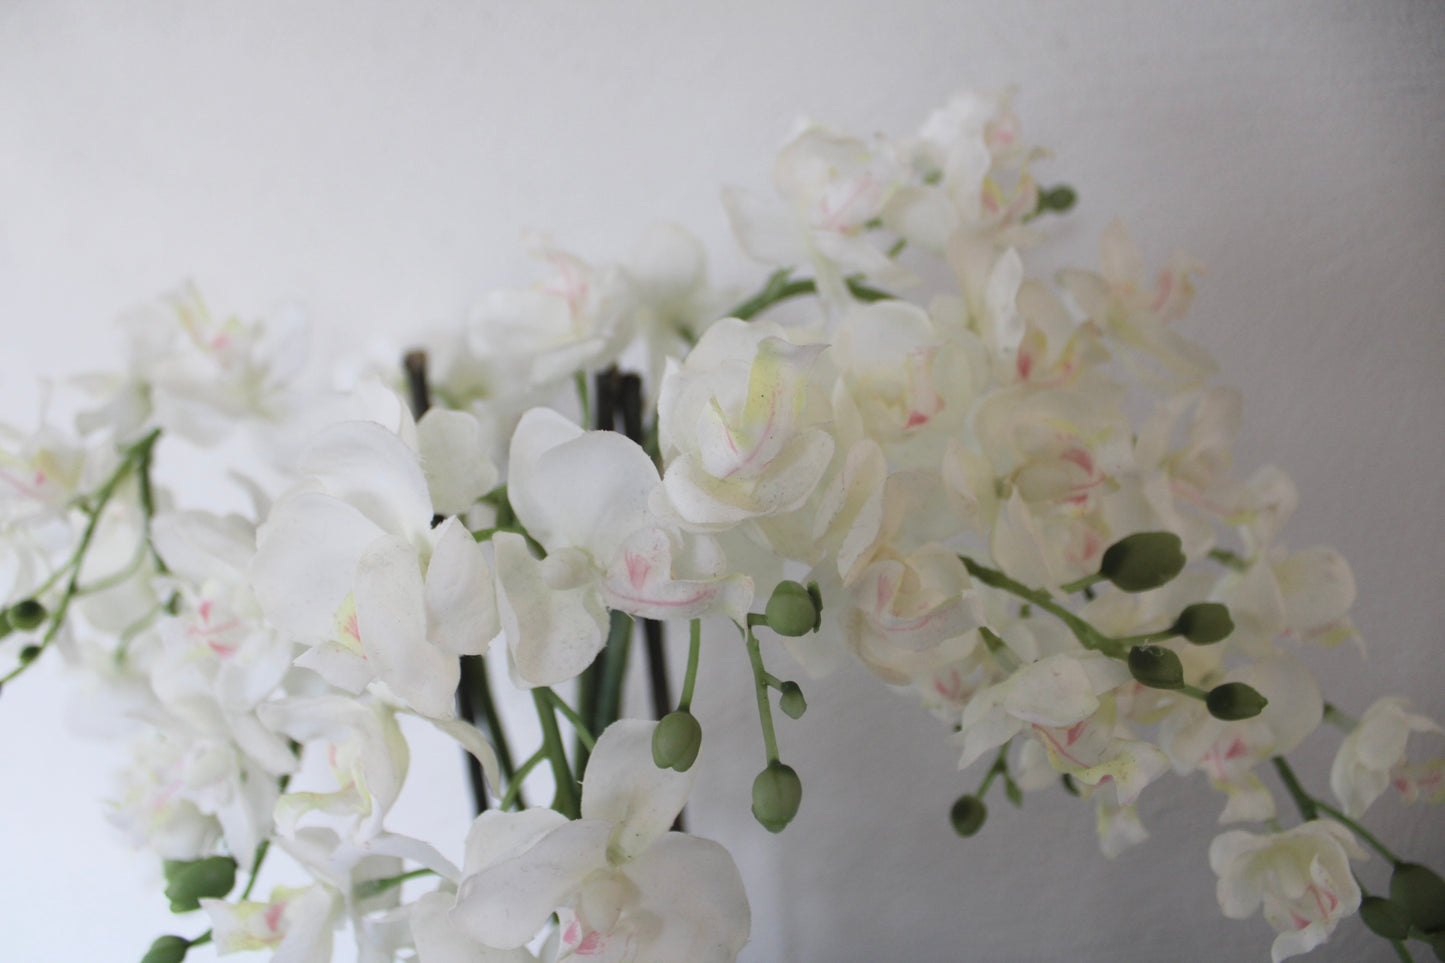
[2,90,1442,963]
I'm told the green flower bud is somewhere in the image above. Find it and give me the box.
[1390,862,1445,935]
[140,935,191,963]
[651,710,703,772]
[1429,928,1445,963]
[1041,184,1077,212]
[0,608,11,638]
[18,645,42,666]
[949,794,987,837]
[1205,682,1269,721]
[1098,532,1186,593]
[7,599,47,631]
[1127,644,1185,690]
[765,581,821,637]
[778,681,807,719]
[1359,896,1412,941]
[1172,602,1234,645]
[164,856,237,913]
[751,761,803,834]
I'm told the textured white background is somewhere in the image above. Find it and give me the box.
[1,2,1443,961]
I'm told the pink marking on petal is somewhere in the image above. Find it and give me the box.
[1017,350,1034,381]
[1033,723,1088,770]
[624,552,651,590]
[563,921,581,945]
[904,411,930,428]
[1064,720,1088,747]
[1394,776,1411,793]
[1290,911,1311,931]
[263,901,287,933]
[207,640,238,658]
[575,931,606,955]
[1223,737,1249,761]
[198,599,214,622]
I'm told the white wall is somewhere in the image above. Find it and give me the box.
[1,2,1441,961]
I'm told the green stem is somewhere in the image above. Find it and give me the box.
[501,750,548,811]
[542,687,596,752]
[1113,629,1180,646]
[593,611,633,735]
[1272,757,1403,864]
[1207,547,1250,572]
[1059,573,1104,594]
[1315,801,1403,865]
[355,867,437,900]
[959,555,1122,658]
[678,619,702,711]
[729,270,894,321]
[1323,703,1359,731]
[744,626,780,764]
[573,371,591,428]
[2,429,162,687]
[532,689,580,819]
[977,744,1010,797]
[1271,756,1319,822]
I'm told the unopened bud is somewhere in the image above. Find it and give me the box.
[1099,532,1186,593]
[949,794,987,837]
[1206,682,1268,721]
[778,681,807,719]
[1172,602,1234,645]
[1040,184,1077,212]
[1359,896,1412,941]
[18,645,41,666]
[751,761,803,834]
[1390,862,1445,935]
[652,711,703,772]
[140,935,191,963]
[164,856,237,913]
[1128,644,1185,690]
[6,599,47,631]
[765,581,820,637]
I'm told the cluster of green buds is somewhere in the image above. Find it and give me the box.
[1095,532,1267,722]
[1361,862,1445,956]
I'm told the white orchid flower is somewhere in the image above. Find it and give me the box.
[656,318,835,532]
[1209,822,1366,963]
[723,124,909,309]
[1330,696,1444,818]
[202,883,339,963]
[448,720,750,962]
[251,418,499,718]
[80,281,307,445]
[496,407,752,687]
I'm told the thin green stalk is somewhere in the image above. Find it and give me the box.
[729,269,894,321]
[1271,756,1319,821]
[593,611,633,734]
[977,744,1009,796]
[573,371,591,428]
[1314,801,1403,865]
[3,429,161,687]
[501,750,548,811]
[1323,703,1359,731]
[355,867,437,900]
[1059,573,1104,594]
[678,619,702,712]
[542,687,596,752]
[532,689,580,819]
[744,626,780,764]
[1112,629,1180,646]
[959,555,1121,657]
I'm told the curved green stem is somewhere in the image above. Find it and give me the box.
[532,689,580,819]
[743,626,780,764]
[729,269,894,321]
[541,687,596,752]
[501,749,547,812]
[1272,757,1403,864]
[678,619,702,712]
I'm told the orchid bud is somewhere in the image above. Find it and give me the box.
[1390,862,1445,934]
[6,599,46,631]
[1128,644,1185,690]
[765,581,820,637]
[140,935,190,963]
[949,794,987,837]
[164,856,237,913]
[1099,532,1185,593]
[18,645,41,665]
[1172,602,1234,645]
[652,710,703,772]
[1038,184,1077,213]
[1359,896,1412,941]
[0,609,10,639]
[751,761,803,833]
[778,681,807,719]
[1206,682,1269,721]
